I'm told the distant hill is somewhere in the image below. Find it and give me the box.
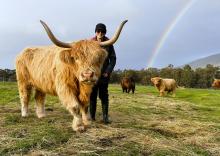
[183,53,220,69]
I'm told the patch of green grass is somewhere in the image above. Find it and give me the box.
[153,149,177,156]
[131,85,220,123]
[122,142,142,155]
[174,88,220,123]
[94,141,143,156]
[187,145,211,156]
[1,124,72,155]
[4,114,22,125]
[0,82,220,155]
[0,82,19,105]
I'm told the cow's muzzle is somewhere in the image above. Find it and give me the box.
[80,70,97,84]
[82,70,94,79]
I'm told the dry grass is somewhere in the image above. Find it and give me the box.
[0,83,219,155]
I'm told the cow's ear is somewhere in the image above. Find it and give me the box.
[60,49,74,64]
[151,78,153,82]
[158,78,162,83]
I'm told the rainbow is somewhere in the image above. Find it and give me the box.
[146,0,197,68]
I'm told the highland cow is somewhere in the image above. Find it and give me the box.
[121,77,135,93]
[16,20,127,132]
[212,79,220,89]
[151,77,177,97]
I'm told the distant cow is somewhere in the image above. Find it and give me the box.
[16,20,127,132]
[151,77,177,97]
[121,77,135,93]
[212,79,220,89]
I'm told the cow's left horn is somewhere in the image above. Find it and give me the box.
[99,20,128,46]
[40,20,72,48]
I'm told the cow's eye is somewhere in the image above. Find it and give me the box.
[71,57,75,62]
[73,56,79,61]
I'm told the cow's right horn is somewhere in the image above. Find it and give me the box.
[100,20,128,47]
[40,20,72,48]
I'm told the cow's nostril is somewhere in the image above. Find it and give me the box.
[82,71,94,78]
[90,72,94,77]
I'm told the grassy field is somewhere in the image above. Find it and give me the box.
[0,82,219,156]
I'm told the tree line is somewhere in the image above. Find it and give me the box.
[1,64,220,88]
[0,69,16,82]
[110,64,220,88]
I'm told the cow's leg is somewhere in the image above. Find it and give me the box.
[132,88,135,94]
[56,83,85,132]
[159,91,164,96]
[16,61,32,117]
[68,103,85,132]
[172,89,176,97]
[61,96,84,132]
[128,88,131,93]
[35,90,46,118]
[18,84,32,117]
[81,105,91,127]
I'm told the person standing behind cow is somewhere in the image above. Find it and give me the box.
[89,23,116,124]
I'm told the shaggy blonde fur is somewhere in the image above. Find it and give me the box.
[16,40,107,132]
[212,79,220,89]
[151,77,177,97]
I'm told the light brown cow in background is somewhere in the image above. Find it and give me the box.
[212,79,220,89]
[16,20,127,132]
[151,77,177,97]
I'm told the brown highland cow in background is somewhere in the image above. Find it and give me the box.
[121,77,135,94]
[16,20,127,132]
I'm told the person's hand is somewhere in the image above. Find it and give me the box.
[103,73,108,77]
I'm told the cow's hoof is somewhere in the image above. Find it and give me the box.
[83,120,91,128]
[21,114,29,117]
[37,113,46,118]
[73,125,86,132]
[21,112,29,117]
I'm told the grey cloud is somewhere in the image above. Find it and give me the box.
[1,0,220,70]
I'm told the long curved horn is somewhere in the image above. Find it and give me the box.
[40,20,72,48]
[100,20,128,46]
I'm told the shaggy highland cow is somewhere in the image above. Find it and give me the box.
[121,77,135,94]
[212,79,220,89]
[151,77,177,97]
[16,20,127,132]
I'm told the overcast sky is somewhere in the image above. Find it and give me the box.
[0,0,220,70]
